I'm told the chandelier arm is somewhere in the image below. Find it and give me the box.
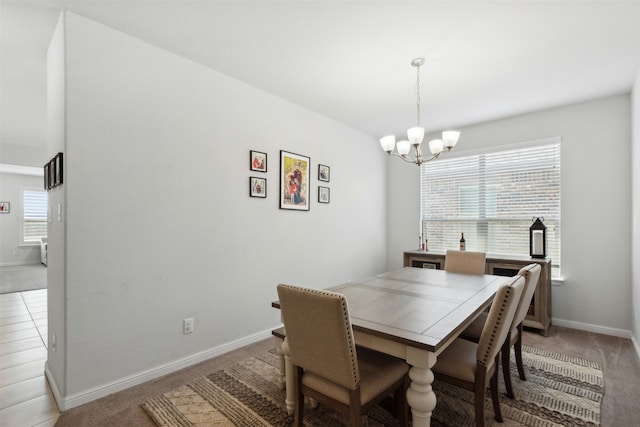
[388,152,418,164]
[415,153,440,166]
[423,153,441,163]
[387,151,442,165]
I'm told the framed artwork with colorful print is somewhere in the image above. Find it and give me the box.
[280,150,310,211]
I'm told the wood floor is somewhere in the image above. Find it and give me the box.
[0,289,60,426]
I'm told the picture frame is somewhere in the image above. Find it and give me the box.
[250,150,267,172]
[250,177,267,198]
[318,164,330,182]
[0,202,9,214]
[318,186,330,204]
[55,152,64,186]
[44,152,64,189]
[280,150,310,211]
[49,159,56,189]
[44,163,50,190]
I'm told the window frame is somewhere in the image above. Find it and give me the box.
[20,186,48,246]
[420,137,561,276]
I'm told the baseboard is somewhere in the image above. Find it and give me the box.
[552,317,632,339]
[0,261,43,267]
[45,361,64,410]
[51,328,274,411]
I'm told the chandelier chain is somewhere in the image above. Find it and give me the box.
[415,63,421,128]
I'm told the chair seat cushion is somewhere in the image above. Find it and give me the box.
[433,339,480,382]
[302,347,408,405]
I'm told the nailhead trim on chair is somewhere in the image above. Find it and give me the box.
[278,284,360,387]
[478,286,513,365]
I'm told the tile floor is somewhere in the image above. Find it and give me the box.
[0,289,60,426]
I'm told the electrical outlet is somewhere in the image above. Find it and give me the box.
[183,318,194,334]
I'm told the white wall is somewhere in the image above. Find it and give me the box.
[387,95,632,335]
[0,144,48,168]
[632,67,640,353]
[48,12,387,408]
[0,172,44,265]
[45,11,67,398]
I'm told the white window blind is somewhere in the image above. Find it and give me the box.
[22,189,48,244]
[420,139,560,276]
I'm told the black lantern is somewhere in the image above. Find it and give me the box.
[529,217,547,258]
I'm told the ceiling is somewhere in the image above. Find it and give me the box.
[2,0,640,154]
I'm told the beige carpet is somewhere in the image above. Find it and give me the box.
[142,345,603,427]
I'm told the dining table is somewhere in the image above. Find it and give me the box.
[272,266,510,427]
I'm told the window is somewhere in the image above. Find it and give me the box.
[22,188,48,245]
[420,138,560,276]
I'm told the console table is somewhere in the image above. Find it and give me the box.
[403,250,551,336]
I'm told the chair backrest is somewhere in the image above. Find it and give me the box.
[512,264,542,329]
[277,284,359,390]
[444,250,486,274]
[477,275,525,366]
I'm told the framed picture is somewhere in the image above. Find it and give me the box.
[0,202,9,214]
[55,152,64,186]
[318,186,330,204]
[318,164,330,182]
[280,150,310,211]
[250,150,267,172]
[250,177,267,198]
[44,163,50,190]
[49,159,56,189]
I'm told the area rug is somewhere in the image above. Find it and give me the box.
[143,345,603,427]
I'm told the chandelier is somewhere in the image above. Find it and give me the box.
[379,58,460,166]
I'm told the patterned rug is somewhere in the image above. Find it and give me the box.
[143,345,603,427]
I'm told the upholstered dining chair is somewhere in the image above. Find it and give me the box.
[460,263,542,398]
[276,284,409,427]
[444,250,487,274]
[432,275,525,427]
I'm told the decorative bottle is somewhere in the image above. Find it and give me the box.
[459,233,466,251]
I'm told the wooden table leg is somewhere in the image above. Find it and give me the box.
[406,348,437,427]
[274,336,286,390]
[281,337,295,415]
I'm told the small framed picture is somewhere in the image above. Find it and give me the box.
[49,159,56,189]
[0,202,9,214]
[318,164,330,182]
[318,186,330,204]
[250,177,267,198]
[55,152,64,186]
[44,163,50,190]
[250,150,267,172]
